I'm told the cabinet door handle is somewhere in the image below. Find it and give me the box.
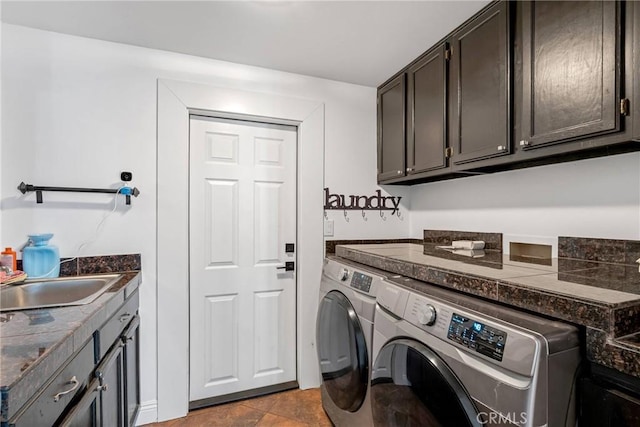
[97,383,109,392]
[119,313,132,323]
[53,376,79,402]
[396,170,403,175]
[406,167,414,172]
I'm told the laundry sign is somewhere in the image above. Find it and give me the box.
[324,188,402,215]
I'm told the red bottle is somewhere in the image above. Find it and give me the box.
[1,247,17,271]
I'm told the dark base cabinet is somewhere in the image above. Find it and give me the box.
[60,314,140,427]
[6,292,141,427]
[580,377,640,427]
[60,311,140,427]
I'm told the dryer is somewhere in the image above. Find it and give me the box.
[372,279,581,427]
[316,258,386,426]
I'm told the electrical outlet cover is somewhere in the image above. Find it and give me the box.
[324,220,334,237]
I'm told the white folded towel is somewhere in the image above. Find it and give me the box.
[451,240,485,250]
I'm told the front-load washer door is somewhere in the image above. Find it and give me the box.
[371,338,481,427]
[316,290,369,412]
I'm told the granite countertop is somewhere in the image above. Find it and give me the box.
[0,270,141,420]
[335,243,640,378]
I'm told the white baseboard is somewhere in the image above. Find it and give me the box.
[135,400,158,426]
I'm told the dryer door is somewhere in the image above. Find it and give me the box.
[371,338,481,427]
[316,290,369,412]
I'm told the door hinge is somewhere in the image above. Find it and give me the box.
[445,48,452,61]
[620,98,630,116]
[445,147,453,158]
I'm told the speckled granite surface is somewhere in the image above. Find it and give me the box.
[423,229,503,251]
[0,270,141,422]
[559,236,640,265]
[325,238,421,254]
[57,253,142,276]
[335,242,640,378]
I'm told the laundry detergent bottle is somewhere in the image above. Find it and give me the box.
[22,234,60,278]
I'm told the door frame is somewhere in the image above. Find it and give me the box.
[157,79,325,421]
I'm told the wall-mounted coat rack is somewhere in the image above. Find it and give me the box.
[324,188,402,222]
[17,182,140,205]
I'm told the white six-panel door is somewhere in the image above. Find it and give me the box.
[189,116,297,402]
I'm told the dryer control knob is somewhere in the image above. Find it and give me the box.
[418,304,437,326]
[339,268,349,281]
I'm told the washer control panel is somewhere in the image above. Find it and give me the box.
[405,293,448,333]
[350,271,373,293]
[396,281,540,373]
[447,313,507,361]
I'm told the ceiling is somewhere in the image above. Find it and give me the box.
[1,1,490,87]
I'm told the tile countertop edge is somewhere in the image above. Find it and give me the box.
[0,271,141,422]
[335,244,640,379]
[336,244,640,328]
[586,328,640,380]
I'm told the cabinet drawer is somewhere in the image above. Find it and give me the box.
[96,291,139,360]
[8,339,94,427]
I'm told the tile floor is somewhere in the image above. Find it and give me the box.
[148,388,332,427]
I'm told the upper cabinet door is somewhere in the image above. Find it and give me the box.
[407,44,448,174]
[450,1,511,165]
[521,0,621,149]
[377,74,407,182]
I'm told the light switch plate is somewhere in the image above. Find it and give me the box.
[323,220,334,236]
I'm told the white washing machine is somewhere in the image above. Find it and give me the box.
[316,258,387,426]
[372,279,581,427]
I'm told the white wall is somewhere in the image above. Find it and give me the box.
[410,153,640,245]
[0,24,409,423]
[323,121,411,238]
[0,4,3,244]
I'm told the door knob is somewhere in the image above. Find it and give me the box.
[277,262,295,271]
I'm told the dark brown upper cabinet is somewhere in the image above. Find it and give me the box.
[377,0,638,185]
[377,74,406,182]
[520,0,621,150]
[407,43,448,175]
[450,1,511,166]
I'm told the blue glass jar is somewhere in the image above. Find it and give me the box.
[22,233,60,278]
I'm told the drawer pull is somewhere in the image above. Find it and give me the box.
[119,313,132,323]
[53,376,79,402]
